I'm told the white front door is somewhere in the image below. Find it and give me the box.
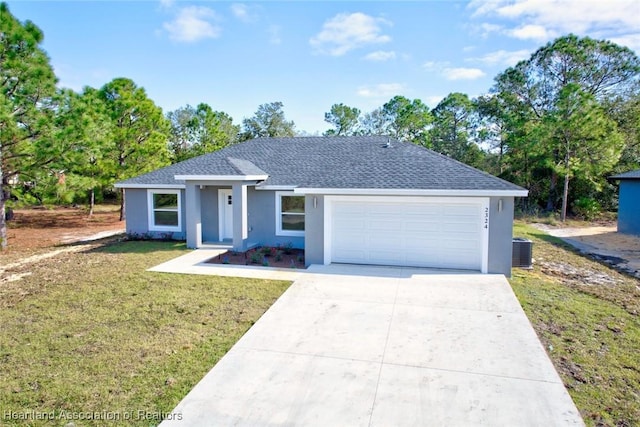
[218,189,233,240]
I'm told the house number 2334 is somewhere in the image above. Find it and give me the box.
[484,207,489,229]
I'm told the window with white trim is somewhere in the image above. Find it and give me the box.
[276,192,305,236]
[147,190,182,232]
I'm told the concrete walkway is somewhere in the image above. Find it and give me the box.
[158,261,583,426]
[148,248,304,280]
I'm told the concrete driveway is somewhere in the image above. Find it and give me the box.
[161,264,583,426]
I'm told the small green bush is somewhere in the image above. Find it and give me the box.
[261,246,272,255]
[250,251,262,264]
[573,197,601,220]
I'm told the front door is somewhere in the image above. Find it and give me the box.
[218,189,233,240]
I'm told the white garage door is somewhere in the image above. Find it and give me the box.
[329,197,488,271]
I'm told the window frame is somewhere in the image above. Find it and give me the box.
[275,191,305,237]
[147,189,182,232]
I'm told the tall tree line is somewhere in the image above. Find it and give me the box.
[1,0,639,249]
[322,36,640,220]
[0,3,174,246]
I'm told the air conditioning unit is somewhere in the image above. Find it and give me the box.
[512,238,533,268]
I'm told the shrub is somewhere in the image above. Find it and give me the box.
[283,242,294,255]
[127,232,153,241]
[261,246,272,255]
[573,197,602,221]
[250,251,262,264]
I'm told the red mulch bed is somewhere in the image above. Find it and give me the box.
[207,246,306,269]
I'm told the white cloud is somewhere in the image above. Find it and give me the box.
[479,23,503,38]
[425,95,445,108]
[443,67,486,80]
[53,63,83,92]
[468,0,640,46]
[423,61,486,80]
[468,0,504,17]
[472,49,531,66]
[268,25,282,45]
[163,6,221,43]
[159,0,174,9]
[357,83,405,98]
[609,33,640,51]
[230,3,257,23]
[364,50,396,61]
[422,60,449,71]
[507,24,555,41]
[310,12,392,56]
[53,63,111,92]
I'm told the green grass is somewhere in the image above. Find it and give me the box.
[0,241,291,426]
[2,229,639,426]
[510,223,640,426]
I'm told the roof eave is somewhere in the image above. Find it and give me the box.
[293,188,529,197]
[256,185,298,190]
[609,176,640,181]
[174,174,269,181]
[114,183,185,189]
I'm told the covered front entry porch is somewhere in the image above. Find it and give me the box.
[180,175,266,252]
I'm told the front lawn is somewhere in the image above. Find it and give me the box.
[510,222,640,426]
[2,227,638,426]
[0,241,291,426]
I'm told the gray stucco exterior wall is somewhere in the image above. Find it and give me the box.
[304,194,325,265]
[123,188,148,236]
[618,181,640,236]
[302,194,515,276]
[125,187,516,276]
[124,186,307,248]
[201,187,220,242]
[487,196,515,277]
[247,188,304,249]
[185,184,202,248]
[123,188,186,240]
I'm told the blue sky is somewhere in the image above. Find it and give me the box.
[6,0,640,134]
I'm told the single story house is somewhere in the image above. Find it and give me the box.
[115,136,528,275]
[610,169,640,236]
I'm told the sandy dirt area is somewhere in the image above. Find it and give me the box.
[2,206,125,254]
[533,223,640,278]
[1,206,125,284]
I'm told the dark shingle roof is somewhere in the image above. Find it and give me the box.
[117,136,526,192]
[226,157,267,176]
[610,169,640,180]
